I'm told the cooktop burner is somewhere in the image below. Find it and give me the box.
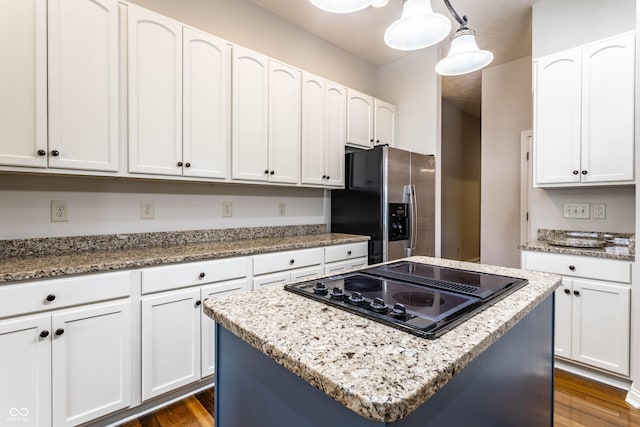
[284,261,528,339]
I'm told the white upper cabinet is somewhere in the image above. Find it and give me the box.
[128,4,183,176]
[580,33,635,183]
[374,99,398,147]
[533,32,635,187]
[232,49,301,184]
[48,0,119,172]
[268,61,301,184]
[232,46,269,181]
[301,73,345,187]
[183,28,231,179]
[0,0,119,172]
[347,89,374,148]
[324,82,347,187]
[0,0,47,168]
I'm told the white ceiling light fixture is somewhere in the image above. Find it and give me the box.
[384,0,451,51]
[435,2,493,76]
[307,0,493,76]
[308,0,380,14]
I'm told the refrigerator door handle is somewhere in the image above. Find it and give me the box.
[404,184,417,257]
[410,184,418,255]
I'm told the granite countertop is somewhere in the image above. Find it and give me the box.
[0,232,369,284]
[203,255,561,423]
[519,229,635,261]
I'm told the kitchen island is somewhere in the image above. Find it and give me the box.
[204,256,561,426]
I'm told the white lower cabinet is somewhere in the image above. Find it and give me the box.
[252,248,323,289]
[324,242,368,275]
[522,251,631,376]
[141,288,201,401]
[0,300,132,427]
[140,257,250,400]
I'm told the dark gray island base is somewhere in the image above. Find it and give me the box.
[214,295,554,426]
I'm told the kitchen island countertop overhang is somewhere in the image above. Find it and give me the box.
[204,255,562,423]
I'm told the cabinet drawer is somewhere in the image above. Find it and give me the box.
[324,242,368,263]
[253,248,322,276]
[0,271,131,319]
[522,251,631,283]
[142,257,248,294]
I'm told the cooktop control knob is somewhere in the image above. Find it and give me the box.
[391,303,407,319]
[369,297,388,313]
[348,291,365,306]
[313,282,328,295]
[330,287,345,300]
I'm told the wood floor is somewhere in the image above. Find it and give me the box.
[120,370,639,427]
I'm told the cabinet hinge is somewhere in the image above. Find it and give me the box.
[526,212,529,221]
[526,152,529,161]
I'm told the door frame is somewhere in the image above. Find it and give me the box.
[520,130,533,246]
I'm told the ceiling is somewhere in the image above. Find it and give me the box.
[247,0,535,117]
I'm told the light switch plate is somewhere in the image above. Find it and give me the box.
[563,203,590,219]
[222,201,233,217]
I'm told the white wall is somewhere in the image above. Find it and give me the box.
[528,187,635,236]
[377,49,440,156]
[532,0,635,59]
[127,0,378,95]
[0,175,325,239]
[627,0,640,409]
[441,100,480,261]
[481,56,532,268]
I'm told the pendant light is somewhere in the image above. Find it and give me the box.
[307,0,494,76]
[435,27,493,76]
[384,0,451,51]
[308,0,389,14]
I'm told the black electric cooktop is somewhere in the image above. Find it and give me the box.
[284,261,528,339]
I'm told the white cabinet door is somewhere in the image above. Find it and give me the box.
[533,50,581,185]
[324,82,346,188]
[301,73,326,186]
[571,279,630,375]
[347,89,374,148]
[553,278,573,358]
[253,271,290,290]
[0,0,47,168]
[200,278,249,378]
[0,315,51,427]
[183,28,231,179]
[48,0,119,172]
[141,288,201,401]
[128,5,182,176]
[268,61,301,184]
[232,46,268,181]
[374,99,398,147]
[581,33,635,183]
[51,301,131,427]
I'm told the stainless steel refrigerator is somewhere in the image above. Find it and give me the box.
[331,145,435,265]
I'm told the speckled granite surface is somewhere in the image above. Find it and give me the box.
[0,232,368,284]
[1,225,327,258]
[519,229,635,261]
[204,256,561,423]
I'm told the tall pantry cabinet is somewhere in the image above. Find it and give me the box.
[0,0,119,171]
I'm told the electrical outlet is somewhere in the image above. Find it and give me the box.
[563,203,590,219]
[51,200,68,222]
[140,201,154,219]
[592,204,606,219]
[222,201,233,217]
[278,202,286,216]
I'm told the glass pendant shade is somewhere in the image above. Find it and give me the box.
[384,0,451,51]
[308,0,372,14]
[435,30,494,76]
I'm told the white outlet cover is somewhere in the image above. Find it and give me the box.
[51,200,68,222]
[222,201,233,217]
[140,201,154,219]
